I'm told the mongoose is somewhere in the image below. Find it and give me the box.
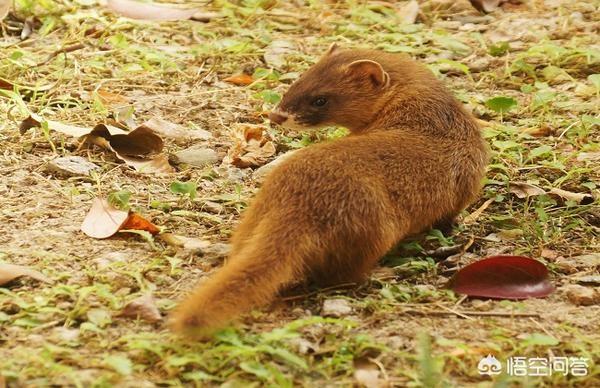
[170,45,488,336]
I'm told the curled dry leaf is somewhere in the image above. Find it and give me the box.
[21,114,174,174]
[548,188,594,205]
[353,358,384,388]
[448,255,555,299]
[106,0,201,21]
[0,263,52,286]
[226,124,276,168]
[223,74,254,86]
[81,198,130,239]
[81,198,160,239]
[509,181,546,199]
[119,293,162,323]
[121,213,160,235]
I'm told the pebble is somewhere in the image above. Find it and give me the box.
[46,156,99,177]
[174,147,219,167]
[564,285,600,306]
[322,298,353,317]
[252,150,297,181]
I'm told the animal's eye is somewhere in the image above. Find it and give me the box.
[312,97,327,107]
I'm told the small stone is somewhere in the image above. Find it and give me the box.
[322,298,353,317]
[174,147,218,167]
[202,201,224,214]
[253,151,297,181]
[202,243,231,258]
[564,285,600,306]
[46,156,99,177]
[574,275,600,286]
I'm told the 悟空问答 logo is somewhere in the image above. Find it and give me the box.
[478,355,502,375]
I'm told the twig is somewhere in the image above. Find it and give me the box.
[435,303,475,320]
[37,43,86,66]
[280,282,357,301]
[402,309,541,318]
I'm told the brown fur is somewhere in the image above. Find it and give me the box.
[170,47,489,336]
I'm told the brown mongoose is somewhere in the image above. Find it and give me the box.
[170,45,489,336]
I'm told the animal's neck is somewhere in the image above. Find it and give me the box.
[363,86,480,140]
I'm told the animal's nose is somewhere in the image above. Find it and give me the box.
[269,111,288,125]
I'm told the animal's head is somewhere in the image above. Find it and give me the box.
[269,44,395,132]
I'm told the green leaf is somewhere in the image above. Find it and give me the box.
[254,90,282,104]
[485,97,518,114]
[108,190,131,210]
[240,361,271,380]
[588,74,600,90]
[489,42,509,57]
[521,333,559,347]
[170,180,197,200]
[105,355,133,375]
[531,90,556,109]
[529,145,553,159]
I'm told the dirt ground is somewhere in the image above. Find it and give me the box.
[0,0,598,387]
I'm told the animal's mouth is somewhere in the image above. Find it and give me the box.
[268,110,311,131]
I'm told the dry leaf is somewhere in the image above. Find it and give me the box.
[0,0,10,22]
[548,188,594,205]
[223,74,254,86]
[116,153,174,174]
[96,89,130,106]
[264,40,296,69]
[159,233,211,251]
[226,124,276,168]
[21,115,174,174]
[0,263,52,286]
[119,293,162,322]
[463,197,495,224]
[397,0,419,24]
[509,182,546,199]
[353,359,384,388]
[81,198,130,239]
[106,0,201,21]
[121,213,160,235]
[20,114,91,137]
[142,117,211,143]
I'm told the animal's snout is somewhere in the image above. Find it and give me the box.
[269,111,288,125]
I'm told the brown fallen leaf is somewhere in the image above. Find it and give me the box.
[121,213,160,235]
[548,188,594,205]
[353,358,385,388]
[225,124,276,168]
[0,263,52,286]
[577,151,600,162]
[81,198,130,239]
[509,181,546,199]
[21,115,174,174]
[106,0,201,21]
[223,74,254,86]
[119,293,162,323]
[96,89,130,106]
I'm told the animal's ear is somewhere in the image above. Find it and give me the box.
[346,59,390,88]
[325,43,339,56]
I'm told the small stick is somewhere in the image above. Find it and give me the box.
[37,43,86,66]
[402,309,541,318]
[435,303,475,320]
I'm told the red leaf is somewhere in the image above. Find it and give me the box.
[106,0,201,21]
[121,213,160,235]
[447,255,555,299]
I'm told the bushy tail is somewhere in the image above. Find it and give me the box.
[169,235,301,337]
